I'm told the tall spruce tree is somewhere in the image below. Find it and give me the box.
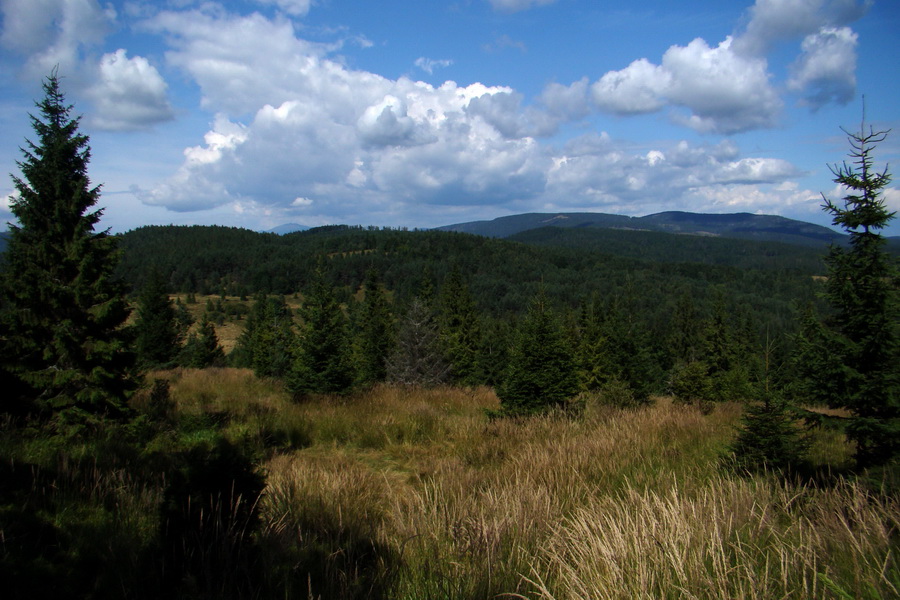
[700,294,754,403]
[354,269,394,384]
[386,297,449,387]
[668,290,702,365]
[0,72,135,420]
[598,296,656,404]
[574,296,655,406]
[439,266,483,385]
[231,294,295,378]
[574,301,613,393]
[498,290,578,415]
[288,260,354,396]
[815,121,899,468]
[133,267,182,369]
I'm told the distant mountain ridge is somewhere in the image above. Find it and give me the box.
[435,211,847,248]
[265,223,309,235]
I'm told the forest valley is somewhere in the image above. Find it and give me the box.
[1,74,898,599]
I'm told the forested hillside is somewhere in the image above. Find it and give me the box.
[117,223,825,311]
[507,226,829,271]
[436,210,847,246]
[113,222,831,397]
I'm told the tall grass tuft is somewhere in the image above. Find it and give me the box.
[529,475,899,599]
[261,453,401,599]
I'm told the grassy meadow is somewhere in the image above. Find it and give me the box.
[98,367,899,599]
[170,294,273,353]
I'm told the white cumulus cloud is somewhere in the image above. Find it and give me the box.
[591,58,670,115]
[882,188,900,214]
[143,7,346,115]
[788,26,858,109]
[585,0,869,135]
[358,94,437,147]
[539,77,591,121]
[544,135,805,216]
[0,0,115,79]
[138,9,556,218]
[87,49,174,130]
[733,0,869,56]
[662,37,781,134]
[132,6,817,226]
[591,37,781,134]
[466,90,560,138]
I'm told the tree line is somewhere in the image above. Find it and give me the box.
[114,220,833,405]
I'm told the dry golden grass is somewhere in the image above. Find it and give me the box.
[529,475,899,599]
[169,294,305,352]
[159,369,899,600]
[150,367,290,415]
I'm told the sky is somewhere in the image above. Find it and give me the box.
[1,0,899,235]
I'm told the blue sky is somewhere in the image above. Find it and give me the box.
[1,0,899,234]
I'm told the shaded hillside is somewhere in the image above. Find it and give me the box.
[437,210,846,248]
[436,212,635,238]
[508,226,828,272]
[643,211,842,245]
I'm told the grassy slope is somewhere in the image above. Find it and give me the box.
[153,368,897,599]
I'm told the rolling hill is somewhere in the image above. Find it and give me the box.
[435,211,846,247]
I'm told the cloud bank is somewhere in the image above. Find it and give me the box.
[0,0,173,131]
[0,0,879,228]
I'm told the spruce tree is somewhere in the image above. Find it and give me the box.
[231,294,294,378]
[575,297,655,405]
[355,269,394,384]
[574,301,613,392]
[0,72,136,420]
[288,260,354,396]
[700,295,754,403]
[730,337,807,473]
[789,304,836,405]
[498,290,578,415]
[815,122,899,467]
[180,315,225,369]
[386,297,449,387]
[174,298,194,339]
[598,297,656,404]
[675,293,755,406]
[730,391,806,473]
[439,266,483,386]
[668,290,702,365]
[133,267,182,369]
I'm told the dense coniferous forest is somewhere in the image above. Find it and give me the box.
[116,225,827,327]
[113,221,832,394]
